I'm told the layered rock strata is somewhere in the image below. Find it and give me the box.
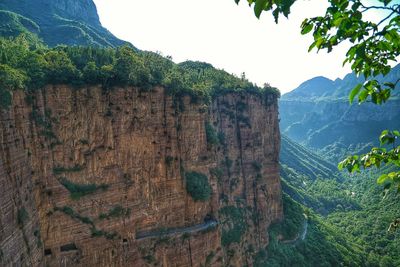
[0,85,281,266]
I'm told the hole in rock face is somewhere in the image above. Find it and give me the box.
[123,239,128,243]
[60,243,78,252]
[44,249,52,256]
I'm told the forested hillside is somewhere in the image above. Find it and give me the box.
[269,135,400,266]
[0,0,127,47]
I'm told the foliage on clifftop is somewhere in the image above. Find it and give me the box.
[0,35,279,109]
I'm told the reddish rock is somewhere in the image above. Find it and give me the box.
[0,86,281,266]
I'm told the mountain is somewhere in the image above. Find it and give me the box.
[283,76,336,100]
[283,64,400,101]
[280,64,400,161]
[0,0,128,47]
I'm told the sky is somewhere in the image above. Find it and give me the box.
[93,0,394,93]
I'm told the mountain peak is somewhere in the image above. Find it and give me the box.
[0,0,130,47]
[282,76,335,100]
[283,63,400,101]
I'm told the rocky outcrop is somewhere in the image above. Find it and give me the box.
[0,0,128,47]
[0,85,281,266]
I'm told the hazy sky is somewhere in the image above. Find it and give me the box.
[93,0,392,93]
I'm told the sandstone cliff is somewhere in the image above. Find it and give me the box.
[0,85,281,266]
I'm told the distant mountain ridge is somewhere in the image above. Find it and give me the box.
[0,0,129,47]
[283,64,400,101]
[279,64,400,162]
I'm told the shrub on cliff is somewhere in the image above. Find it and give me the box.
[185,171,212,201]
[219,206,247,246]
[205,122,219,146]
[59,177,109,200]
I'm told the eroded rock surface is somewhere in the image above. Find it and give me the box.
[0,86,281,266]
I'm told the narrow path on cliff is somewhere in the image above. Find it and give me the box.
[135,220,218,240]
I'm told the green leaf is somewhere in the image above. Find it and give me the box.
[358,89,369,103]
[254,0,268,18]
[377,174,388,184]
[349,84,362,104]
[301,23,313,35]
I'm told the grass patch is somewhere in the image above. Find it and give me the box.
[90,228,118,239]
[59,177,109,200]
[53,164,85,175]
[54,206,93,225]
[98,205,131,220]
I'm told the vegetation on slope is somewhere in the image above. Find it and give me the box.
[276,136,400,266]
[0,35,279,109]
[280,135,338,179]
[185,171,212,202]
[0,0,127,47]
[257,194,366,267]
[327,168,400,267]
[0,10,40,39]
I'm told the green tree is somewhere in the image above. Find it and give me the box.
[185,171,212,201]
[0,64,27,108]
[44,50,79,84]
[236,0,400,195]
[114,46,150,87]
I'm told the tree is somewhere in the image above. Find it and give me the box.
[114,46,150,87]
[0,64,27,108]
[44,50,79,84]
[235,0,400,194]
[185,171,212,201]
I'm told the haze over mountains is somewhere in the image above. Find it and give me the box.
[280,65,400,161]
[283,64,400,100]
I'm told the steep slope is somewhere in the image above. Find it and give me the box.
[277,134,400,266]
[259,194,366,267]
[0,0,128,47]
[280,136,359,214]
[280,135,337,180]
[0,86,281,267]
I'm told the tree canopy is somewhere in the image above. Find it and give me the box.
[0,35,279,110]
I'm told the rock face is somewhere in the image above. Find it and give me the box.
[0,86,282,266]
[0,0,128,47]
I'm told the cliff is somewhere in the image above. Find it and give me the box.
[0,85,282,266]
